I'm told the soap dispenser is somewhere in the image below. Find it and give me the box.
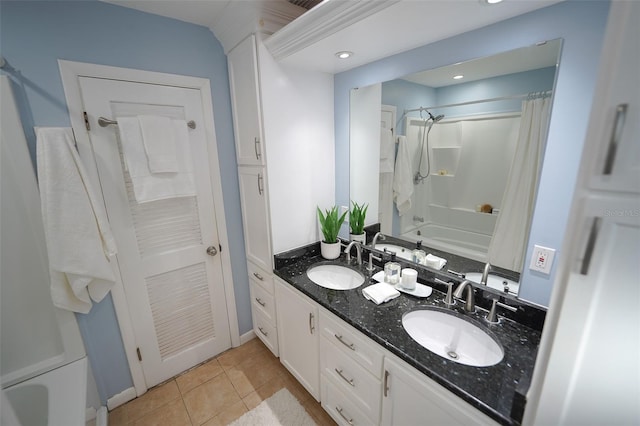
[412,241,426,265]
[384,252,401,284]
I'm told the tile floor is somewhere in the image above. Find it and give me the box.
[108,338,337,426]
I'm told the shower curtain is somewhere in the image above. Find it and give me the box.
[488,96,551,271]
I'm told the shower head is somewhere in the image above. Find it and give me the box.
[427,111,445,123]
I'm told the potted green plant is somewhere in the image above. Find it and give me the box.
[349,201,369,243]
[317,206,347,259]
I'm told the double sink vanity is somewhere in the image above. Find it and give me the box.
[266,238,545,426]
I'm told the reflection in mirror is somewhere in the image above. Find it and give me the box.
[350,40,562,296]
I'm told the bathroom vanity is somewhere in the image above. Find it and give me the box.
[272,243,544,426]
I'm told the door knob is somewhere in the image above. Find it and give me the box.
[206,246,218,257]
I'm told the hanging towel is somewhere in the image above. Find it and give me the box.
[138,115,179,173]
[117,117,196,203]
[379,127,395,173]
[393,135,413,215]
[36,128,117,314]
[362,282,400,305]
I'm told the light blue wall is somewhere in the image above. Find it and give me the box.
[335,1,610,307]
[0,0,252,403]
[381,80,435,136]
[436,66,557,117]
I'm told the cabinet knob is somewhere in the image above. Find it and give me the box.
[206,246,218,257]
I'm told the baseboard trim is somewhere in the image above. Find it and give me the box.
[107,387,137,411]
[96,406,108,426]
[86,406,97,422]
[239,330,256,345]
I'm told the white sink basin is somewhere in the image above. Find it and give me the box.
[402,309,503,367]
[375,243,414,261]
[465,273,520,295]
[306,264,365,290]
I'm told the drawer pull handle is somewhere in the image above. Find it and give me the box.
[335,368,355,387]
[257,173,264,195]
[580,217,602,275]
[384,370,390,397]
[258,327,268,337]
[336,406,354,425]
[255,297,266,307]
[253,272,264,281]
[254,137,261,160]
[602,103,628,175]
[334,334,355,351]
[309,312,315,334]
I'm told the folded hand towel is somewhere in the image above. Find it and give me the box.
[362,283,400,305]
[379,127,395,173]
[425,253,447,270]
[371,270,386,283]
[138,115,179,173]
[36,128,117,314]
[117,117,196,203]
[393,135,413,215]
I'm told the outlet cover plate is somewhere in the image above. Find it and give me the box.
[529,245,556,274]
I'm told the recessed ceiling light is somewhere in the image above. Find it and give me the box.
[335,51,353,59]
[483,0,504,4]
[453,75,464,80]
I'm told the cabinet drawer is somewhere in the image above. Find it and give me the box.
[321,337,381,422]
[252,305,278,357]
[319,309,383,378]
[250,281,276,323]
[322,376,376,426]
[248,261,273,293]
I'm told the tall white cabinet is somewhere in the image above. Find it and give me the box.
[228,34,277,354]
[528,2,640,424]
[227,34,335,354]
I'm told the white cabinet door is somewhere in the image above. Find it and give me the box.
[228,34,265,166]
[275,278,320,401]
[534,194,640,425]
[381,356,498,426]
[585,0,639,194]
[237,166,272,271]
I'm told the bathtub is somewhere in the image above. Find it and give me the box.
[1,357,87,426]
[401,223,490,263]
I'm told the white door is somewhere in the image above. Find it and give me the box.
[78,77,232,387]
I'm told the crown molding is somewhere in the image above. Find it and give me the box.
[264,0,399,60]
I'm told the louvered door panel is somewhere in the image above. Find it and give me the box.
[146,263,215,360]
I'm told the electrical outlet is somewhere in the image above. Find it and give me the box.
[529,245,556,274]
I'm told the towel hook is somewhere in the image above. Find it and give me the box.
[98,117,196,130]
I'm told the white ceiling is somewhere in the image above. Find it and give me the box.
[103,0,563,74]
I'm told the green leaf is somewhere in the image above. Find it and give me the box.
[349,201,369,235]
[317,205,347,243]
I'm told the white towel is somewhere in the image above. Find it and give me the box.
[379,127,395,173]
[36,128,117,314]
[138,115,178,173]
[425,253,447,270]
[392,135,413,215]
[117,117,196,203]
[362,282,400,305]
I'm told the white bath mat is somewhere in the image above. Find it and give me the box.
[229,388,317,426]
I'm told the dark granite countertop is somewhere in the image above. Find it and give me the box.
[273,243,544,426]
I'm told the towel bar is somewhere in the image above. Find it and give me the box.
[98,117,196,129]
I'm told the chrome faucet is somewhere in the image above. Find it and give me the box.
[371,232,386,248]
[344,241,362,265]
[453,280,476,312]
[480,262,492,285]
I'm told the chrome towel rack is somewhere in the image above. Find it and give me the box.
[98,117,196,129]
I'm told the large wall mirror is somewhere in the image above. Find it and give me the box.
[350,39,562,297]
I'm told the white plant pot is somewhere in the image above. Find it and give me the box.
[349,232,366,244]
[320,241,341,260]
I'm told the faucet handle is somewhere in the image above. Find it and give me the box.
[486,298,518,323]
[367,253,382,272]
[434,278,455,307]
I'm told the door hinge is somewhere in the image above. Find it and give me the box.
[219,243,222,253]
[83,111,91,131]
[136,347,142,362]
